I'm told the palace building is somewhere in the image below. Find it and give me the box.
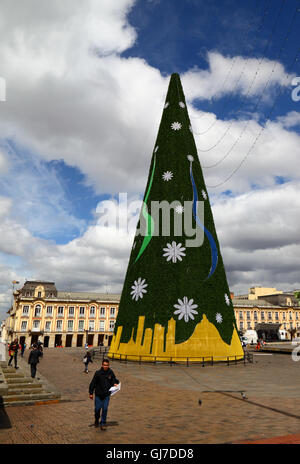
[2,283,300,347]
[233,287,300,340]
[2,281,120,348]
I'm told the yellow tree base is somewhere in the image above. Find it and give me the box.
[109,314,244,362]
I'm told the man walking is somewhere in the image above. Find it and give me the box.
[89,359,119,430]
[28,343,43,378]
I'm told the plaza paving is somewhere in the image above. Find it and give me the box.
[0,347,300,444]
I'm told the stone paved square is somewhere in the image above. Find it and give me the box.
[0,347,300,444]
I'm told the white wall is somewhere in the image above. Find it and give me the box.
[0,341,6,362]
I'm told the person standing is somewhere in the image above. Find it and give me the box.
[83,350,93,373]
[89,359,119,430]
[28,344,43,378]
[8,339,20,369]
[20,341,26,357]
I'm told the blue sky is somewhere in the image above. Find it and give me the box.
[0,0,300,319]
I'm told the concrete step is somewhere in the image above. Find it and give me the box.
[6,377,35,384]
[6,387,44,395]
[8,383,42,390]
[3,373,25,379]
[3,392,60,403]
[3,398,61,407]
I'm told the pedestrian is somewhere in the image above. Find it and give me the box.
[89,359,119,430]
[83,350,93,373]
[8,338,20,369]
[37,340,43,357]
[28,343,43,378]
[20,341,26,357]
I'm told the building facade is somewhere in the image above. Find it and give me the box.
[3,281,120,348]
[233,287,300,340]
[2,282,300,347]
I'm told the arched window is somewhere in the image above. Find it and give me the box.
[34,304,41,317]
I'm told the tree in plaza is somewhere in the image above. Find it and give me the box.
[109,73,243,361]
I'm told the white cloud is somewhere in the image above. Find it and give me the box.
[182,51,293,102]
[0,0,300,320]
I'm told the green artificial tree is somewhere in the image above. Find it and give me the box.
[110,73,243,361]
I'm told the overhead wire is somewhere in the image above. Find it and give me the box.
[190,0,269,123]
[193,0,287,151]
[200,1,300,169]
[205,44,300,189]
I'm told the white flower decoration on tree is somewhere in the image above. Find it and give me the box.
[187,155,194,162]
[162,171,173,182]
[163,241,186,263]
[154,146,159,153]
[216,313,223,324]
[225,293,231,306]
[202,189,207,200]
[189,125,193,133]
[174,297,198,323]
[171,121,182,131]
[164,102,169,109]
[179,101,185,108]
[175,204,184,214]
[131,277,148,301]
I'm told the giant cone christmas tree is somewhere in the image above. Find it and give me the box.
[109,73,243,362]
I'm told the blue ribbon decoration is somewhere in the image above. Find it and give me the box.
[189,160,218,280]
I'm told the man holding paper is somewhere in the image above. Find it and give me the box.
[89,358,120,430]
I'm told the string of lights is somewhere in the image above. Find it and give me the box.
[201,1,299,168]
[205,45,300,189]
[190,0,269,123]
[192,0,286,145]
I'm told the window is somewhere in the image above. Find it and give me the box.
[296,312,299,320]
[34,305,41,317]
[79,307,85,316]
[78,320,84,331]
[56,320,62,331]
[45,321,51,332]
[289,312,293,321]
[38,291,42,298]
[261,311,265,320]
[88,321,95,331]
[22,305,29,315]
[110,307,116,317]
[275,312,279,321]
[46,306,53,316]
[239,311,243,319]
[254,311,257,320]
[268,312,272,320]
[33,320,40,329]
[21,321,27,332]
[290,322,293,329]
[68,307,75,317]
[67,320,73,332]
[109,320,115,331]
[246,311,250,320]
[283,312,286,320]
[90,306,95,317]
[99,320,105,331]
[239,321,243,330]
[58,306,64,316]
[100,307,106,316]
[247,322,251,329]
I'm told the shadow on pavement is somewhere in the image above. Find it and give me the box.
[0,404,12,430]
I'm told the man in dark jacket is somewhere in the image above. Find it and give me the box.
[28,344,43,378]
[89,359,119,430]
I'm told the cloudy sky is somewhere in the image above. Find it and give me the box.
[0,0,300,320]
